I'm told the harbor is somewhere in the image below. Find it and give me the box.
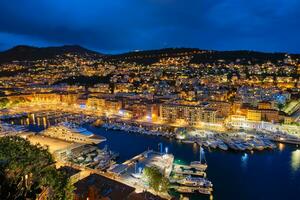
[101,120,300,151]
[102,121,286,152]
[2,110,300,150]
[1,112,300,199]
[87,126,300,200]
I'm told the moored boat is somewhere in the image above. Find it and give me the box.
[190,146,208,171]
[177,176,213,187]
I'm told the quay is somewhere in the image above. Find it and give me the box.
[108,150,174,199]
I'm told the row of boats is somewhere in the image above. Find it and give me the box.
[182,132,277,152]
[269,133,300,145]
[71,145,119,170]
[223,137,276,151]
[102,122,280,152]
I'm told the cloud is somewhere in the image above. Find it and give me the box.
[0,0,299,53]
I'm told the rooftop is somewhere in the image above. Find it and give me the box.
[74,173,135,200]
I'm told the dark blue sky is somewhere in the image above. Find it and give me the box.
[0,0,299,54]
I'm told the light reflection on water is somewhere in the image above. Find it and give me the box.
[11,115,50,129]
[192,142,198,155]
[291,149,300,172]
[241,153,248,168]
[278,143,285,152]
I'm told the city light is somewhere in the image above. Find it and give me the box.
[0,3,299,199]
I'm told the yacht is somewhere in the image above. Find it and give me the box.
[235,141,246,151]
[218,142,228,151]
[177,176,213,187]
[226,140,239,151]
[242,141,254,150]
[190,161,208,171]
[190,146,208,171]
[198,186,213,195]
[176,186,197,193]
[41,122,106,144]
[250,140,264,151]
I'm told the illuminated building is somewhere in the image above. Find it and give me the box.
[260,109,279,123]
[114,83,133,93]
[247,109,262,121]
[86,97,106,110]
[258,101,273,110]
[160,103,217,126]
[247,109,279,123]
[207,101,231,117]
[105,99,122,113]
[88,83,110,93]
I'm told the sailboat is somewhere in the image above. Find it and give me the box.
[190,146,208,171]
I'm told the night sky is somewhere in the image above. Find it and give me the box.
[0,0,299,53]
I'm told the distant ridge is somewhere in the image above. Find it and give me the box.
[0,45,299,64]
[104,47,300,64]
[0,45,102,63]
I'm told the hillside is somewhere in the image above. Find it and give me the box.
[1,45,300,65]
[104,48,300,64]
[0,45,102,63]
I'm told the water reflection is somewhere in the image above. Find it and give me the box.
[291,149,300,172]
[241,153,248,168]
[192,142,198,155]
[278,143,285,152]
[8,115,50,129]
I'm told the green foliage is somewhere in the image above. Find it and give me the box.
[0,136,73,200]
[0,97,9,108]
[290,122,300,126]
[0,97,29,109]
[143,166,169,192]
[277,103,284,110]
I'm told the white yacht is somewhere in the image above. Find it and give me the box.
[177,176,213,187]
[190,161,208,171]
[190,146,208,171]
[41,122,106,144]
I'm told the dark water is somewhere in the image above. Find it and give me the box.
[7,117,300,200]
[86,126,300,200]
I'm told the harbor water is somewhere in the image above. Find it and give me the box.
[86,126,300,200]
[5,114,300,200]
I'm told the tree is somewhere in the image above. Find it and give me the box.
[0,97,9,108]
[143,166,169,192]
[277,103,284,111]
[0,136,74,200]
